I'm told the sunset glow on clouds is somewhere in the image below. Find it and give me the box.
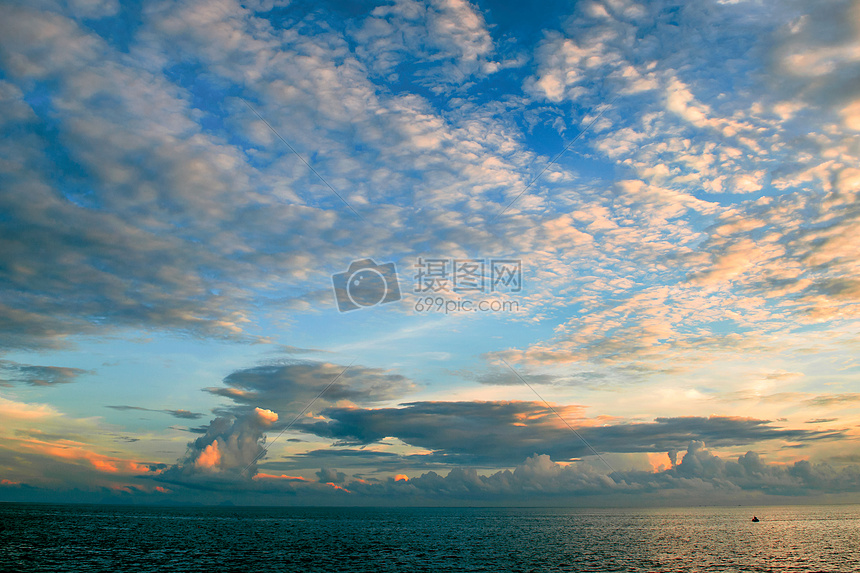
[1,0,859,505]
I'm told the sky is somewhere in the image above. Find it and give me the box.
[0,0,859,506]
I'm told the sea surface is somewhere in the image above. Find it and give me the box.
[1,503,858,572]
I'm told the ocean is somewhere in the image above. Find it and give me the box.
[1,503,857,572]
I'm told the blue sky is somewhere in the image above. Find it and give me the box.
[1,0,860,505]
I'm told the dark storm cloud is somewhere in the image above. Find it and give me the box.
[300,401,842,466]
[0,360,91,386]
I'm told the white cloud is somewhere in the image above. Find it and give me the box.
[350,0,499,88]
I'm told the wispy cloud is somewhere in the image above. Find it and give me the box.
[0,360,91,386]
[106,405,205,420]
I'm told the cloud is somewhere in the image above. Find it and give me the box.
[454,365,569,386]
[0,4,269,349]
[152,358,416,486]
[0,0,534,351]
[804,394,860,408]
[1,0,858,367]
[0,395,167,492]
[205,360,415,416]
[66,0,120,19]
[1,0,859,507]
[0,395,61,422]
[771,0,860,108]
[198,441,860,501]
[494,0,860,374]
[350,0,500,88]
[328,440,860,502]
[271,345,332,356]
[167,409,205,420]
[299,401,838,466]
[316,467,347,484]
[105,405,205,420]
[0,360,91,386]
[160,407,279,480]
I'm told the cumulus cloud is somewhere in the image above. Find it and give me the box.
[1,0,857,373]
[0,4,270,348]
[161,407,279,480]
[316,467,347,484]
[317,441,860,502]
[350,0,500,88]
[148,441,860,503]
[500,0,860,373]
[0,0,535,351]
[155,359,415,484]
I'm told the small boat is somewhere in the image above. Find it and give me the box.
[751,516,760,522]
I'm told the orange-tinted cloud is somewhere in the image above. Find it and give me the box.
[325,482,351,493]
[18,437,154,475]
[254,473,310,481]
[194,440,221,470]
